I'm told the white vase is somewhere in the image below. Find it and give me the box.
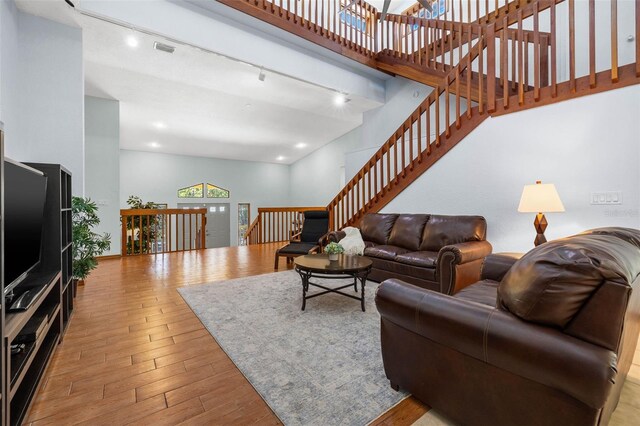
[328,253,339,261]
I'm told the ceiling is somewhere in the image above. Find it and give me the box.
[15,0,385,164]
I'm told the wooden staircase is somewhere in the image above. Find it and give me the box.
[234,0,640,240]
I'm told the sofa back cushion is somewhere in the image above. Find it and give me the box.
[388,214,430,250]
[499,230,640,331]
[419,215,487,251]
[360,214,398,245]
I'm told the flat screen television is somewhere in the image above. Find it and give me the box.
[4,159,48,295]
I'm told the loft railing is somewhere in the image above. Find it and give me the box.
[328,0,640,229]
[245,206,326,244]
[328,22,489,229]
[120,208,207,256]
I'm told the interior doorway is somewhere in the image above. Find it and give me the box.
[178,203,231,248]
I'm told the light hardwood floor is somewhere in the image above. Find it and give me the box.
[25,244,427,425]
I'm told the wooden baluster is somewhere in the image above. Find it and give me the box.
[589,0,596,88]
[373,155,378,201]
[569,0,576,92]
[494,0,499,18]
[445,76,451,137]
[368,163,372,206]
[533,4,540,101]
[417,107,423,162]
[501,19,508,109]
[448,24,453,69]
[435,88,441,147]
[393,133,398,183]
[455,68,461,128]
[359,173,364,214]
[611,0,618,83]
[476,0,480,23]
[426,102,432,154]
[386,142,391,189]
[487,23,496,112]
[466,29,472,119]
[524,33,529,90]
[409,117,414,169]
[403,17,409,60]
[401,125,406,176]
[478,29,484,114]
[458,22,463,66]
[121,215,127,256]
[425,21,431,68]
[441,25,446,70]
[511,29,517,93]
[189,213,192,250]
[314,0,318,32]
[518,11,524,104]
[485,0,489,23]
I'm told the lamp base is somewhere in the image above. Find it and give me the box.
[533,213,548,247]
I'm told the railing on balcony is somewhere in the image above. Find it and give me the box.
[245,207,326,244]
[121,208,207,256]
[328,0,640,229]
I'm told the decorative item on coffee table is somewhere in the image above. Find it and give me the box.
[324,241,344,261]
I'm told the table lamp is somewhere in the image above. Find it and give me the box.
[518,181,565,246]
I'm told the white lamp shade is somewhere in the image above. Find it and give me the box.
[518,183,565,213]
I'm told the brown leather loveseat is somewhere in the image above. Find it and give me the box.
[329,213,491,294]
[375,227,640,426]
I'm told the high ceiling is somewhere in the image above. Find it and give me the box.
[15,0,385,164]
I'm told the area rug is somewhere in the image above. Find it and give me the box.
[178,270,408,425]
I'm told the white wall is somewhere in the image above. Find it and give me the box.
[120,150,291,247]
[85,96,120,255]
[289,126,361,206]
[288,76,430,204]
[1,9,85,194]
[0,0,19,136]
[382,85,640,253]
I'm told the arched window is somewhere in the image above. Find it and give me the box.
[207,184,229,198]
[177,183,204,198]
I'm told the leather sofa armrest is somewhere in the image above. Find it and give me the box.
[375,279,617,410]
[437,241,493,294]
[480,252,523,281]
[318,232,330,247]
[327,230,346,243]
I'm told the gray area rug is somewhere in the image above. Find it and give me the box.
[178,270,408,425]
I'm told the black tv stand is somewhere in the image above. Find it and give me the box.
[0,159,75,425]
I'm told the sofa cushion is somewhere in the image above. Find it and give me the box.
[499,232,640,328]
[364,245,409,261]
[369,258,437,283]
[395,251,438,268]
[419,215,487,251]
[454,279,499,307]
[360,214,398,245]
[388,214,430,250]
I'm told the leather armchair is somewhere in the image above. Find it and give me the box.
[375,227,640,426]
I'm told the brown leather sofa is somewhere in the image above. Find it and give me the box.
[329,213,492,294]
[375,227,640,426]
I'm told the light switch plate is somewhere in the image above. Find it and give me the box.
[591,192,622,205]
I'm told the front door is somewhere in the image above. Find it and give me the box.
[178,203,231,248]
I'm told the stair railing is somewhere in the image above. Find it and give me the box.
[328,25,490,230]
[245,206,327,244]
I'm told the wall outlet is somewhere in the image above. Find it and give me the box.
[591,192,622,205]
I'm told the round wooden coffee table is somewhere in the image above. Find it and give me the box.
[294,254,373,311]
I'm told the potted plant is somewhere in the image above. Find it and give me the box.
[324,242,345,261]
[72,196,111,285]
[124,195,159,255]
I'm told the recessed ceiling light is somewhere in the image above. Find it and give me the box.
[334,94,350,106]
[153,121,167,130]
[244,103,252,109]
[295,143,307,149]
[149,142,160,148]
[126,35,139,48]
[276,155,286,161]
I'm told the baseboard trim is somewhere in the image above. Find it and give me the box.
[96,254,122,261]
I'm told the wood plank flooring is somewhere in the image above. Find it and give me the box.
[25,244,426,425]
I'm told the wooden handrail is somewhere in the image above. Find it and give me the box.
[120,208,207,256]
[327,0,640,230]
[245,206,326,244]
